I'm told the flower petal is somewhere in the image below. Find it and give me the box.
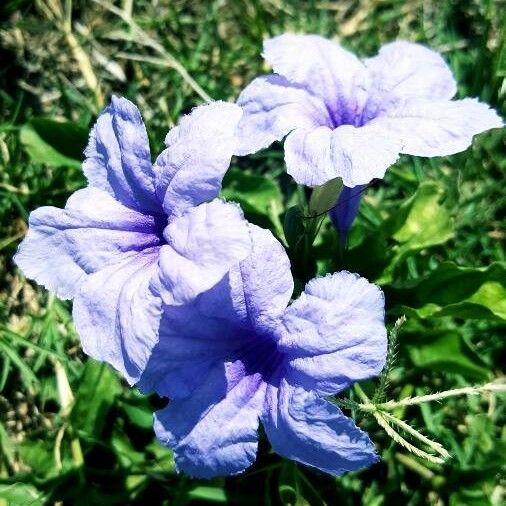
[234,225,293,332]
[154,101,243,219]
[83,96,159,213]
[154,361,266,478]
[364,40,457,120]
[138,273,248,397]
[278,271,386,395]
[373,98,503,157]
[139,225,291,397]
[263,34,367,124]
[262,380,378,475]
[14,187,163,299]
[284,126,334,186]
[159,199,252,305]
[72,251,162,384]
[235,75,329,155]
[284,124,401,187]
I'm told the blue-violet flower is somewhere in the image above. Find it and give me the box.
[235,35,503,187]
[140,226,387,478]
[15,96,252,384]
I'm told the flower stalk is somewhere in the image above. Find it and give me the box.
[344,380,505,466]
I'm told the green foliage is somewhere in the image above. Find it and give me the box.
[390,262,506,321]
[390,183,454,248]
[407,330,489,380]
[221,167,283,232]
[188,486,227,503]
[222,168,282,216]
[308,177,343,217]
[0,0,504,505]
[20,118,88,169]
[70,360,121,436]
[0,483,46,505]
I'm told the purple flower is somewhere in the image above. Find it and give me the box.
[235,35,503,188]
[14,96,252,384]
[140,226,387,478]
[330,185,365,247]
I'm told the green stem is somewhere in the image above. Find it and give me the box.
[377,382,505,410]
[395,453,435,480]
[71,437,84,467]
[380,411,450,459]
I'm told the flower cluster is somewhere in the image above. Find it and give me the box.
[15,35,502,479]
[144,227,386,477]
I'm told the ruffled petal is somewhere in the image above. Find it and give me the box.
[138,273,248,397]
[154,361,266,478]
[234,225,293,332]
[284,124,401,187]
[72,250,162,384]
[139,225,291,397]
[83,96,159,213]
[262,380,378,475]
[364,40,457,120]
[278,271,386,395]
[154,101,243,219]
[235,75,330,155]
[373,98,503,157]
[284,126,334,186]
[158,199,252,305]
[263,34,367,124]
[14,187,163,299]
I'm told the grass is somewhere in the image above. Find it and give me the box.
[0,0,505,504]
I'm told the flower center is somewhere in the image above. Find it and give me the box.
[153,213,169,243]
[326,101,368,129]
[324,84,373,129]
[237,334,286,386]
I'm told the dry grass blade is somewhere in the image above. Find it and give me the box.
[93,0,212,102]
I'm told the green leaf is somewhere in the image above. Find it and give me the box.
[0,483,46,505]
[188,486,227,503]
[120,387,153,429]
[0,421,15,468]
[283,206,305,251]
[70,360,121,436]
[341,229,391,281]
[308,177,343,216]
[344,182,454,284]
[222,168,282,216]
[390,262,506,321]
[278,461,311,506]
[121,400,153,430]
[111,428,145,467]
[0,331,39,390]
[146,440,176,474]
[408,330,489,380]
[392,182,453,247]
[449,489,492,506]
[20,118,88,169]
[385,182,453,274]
[17,438,57,477]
